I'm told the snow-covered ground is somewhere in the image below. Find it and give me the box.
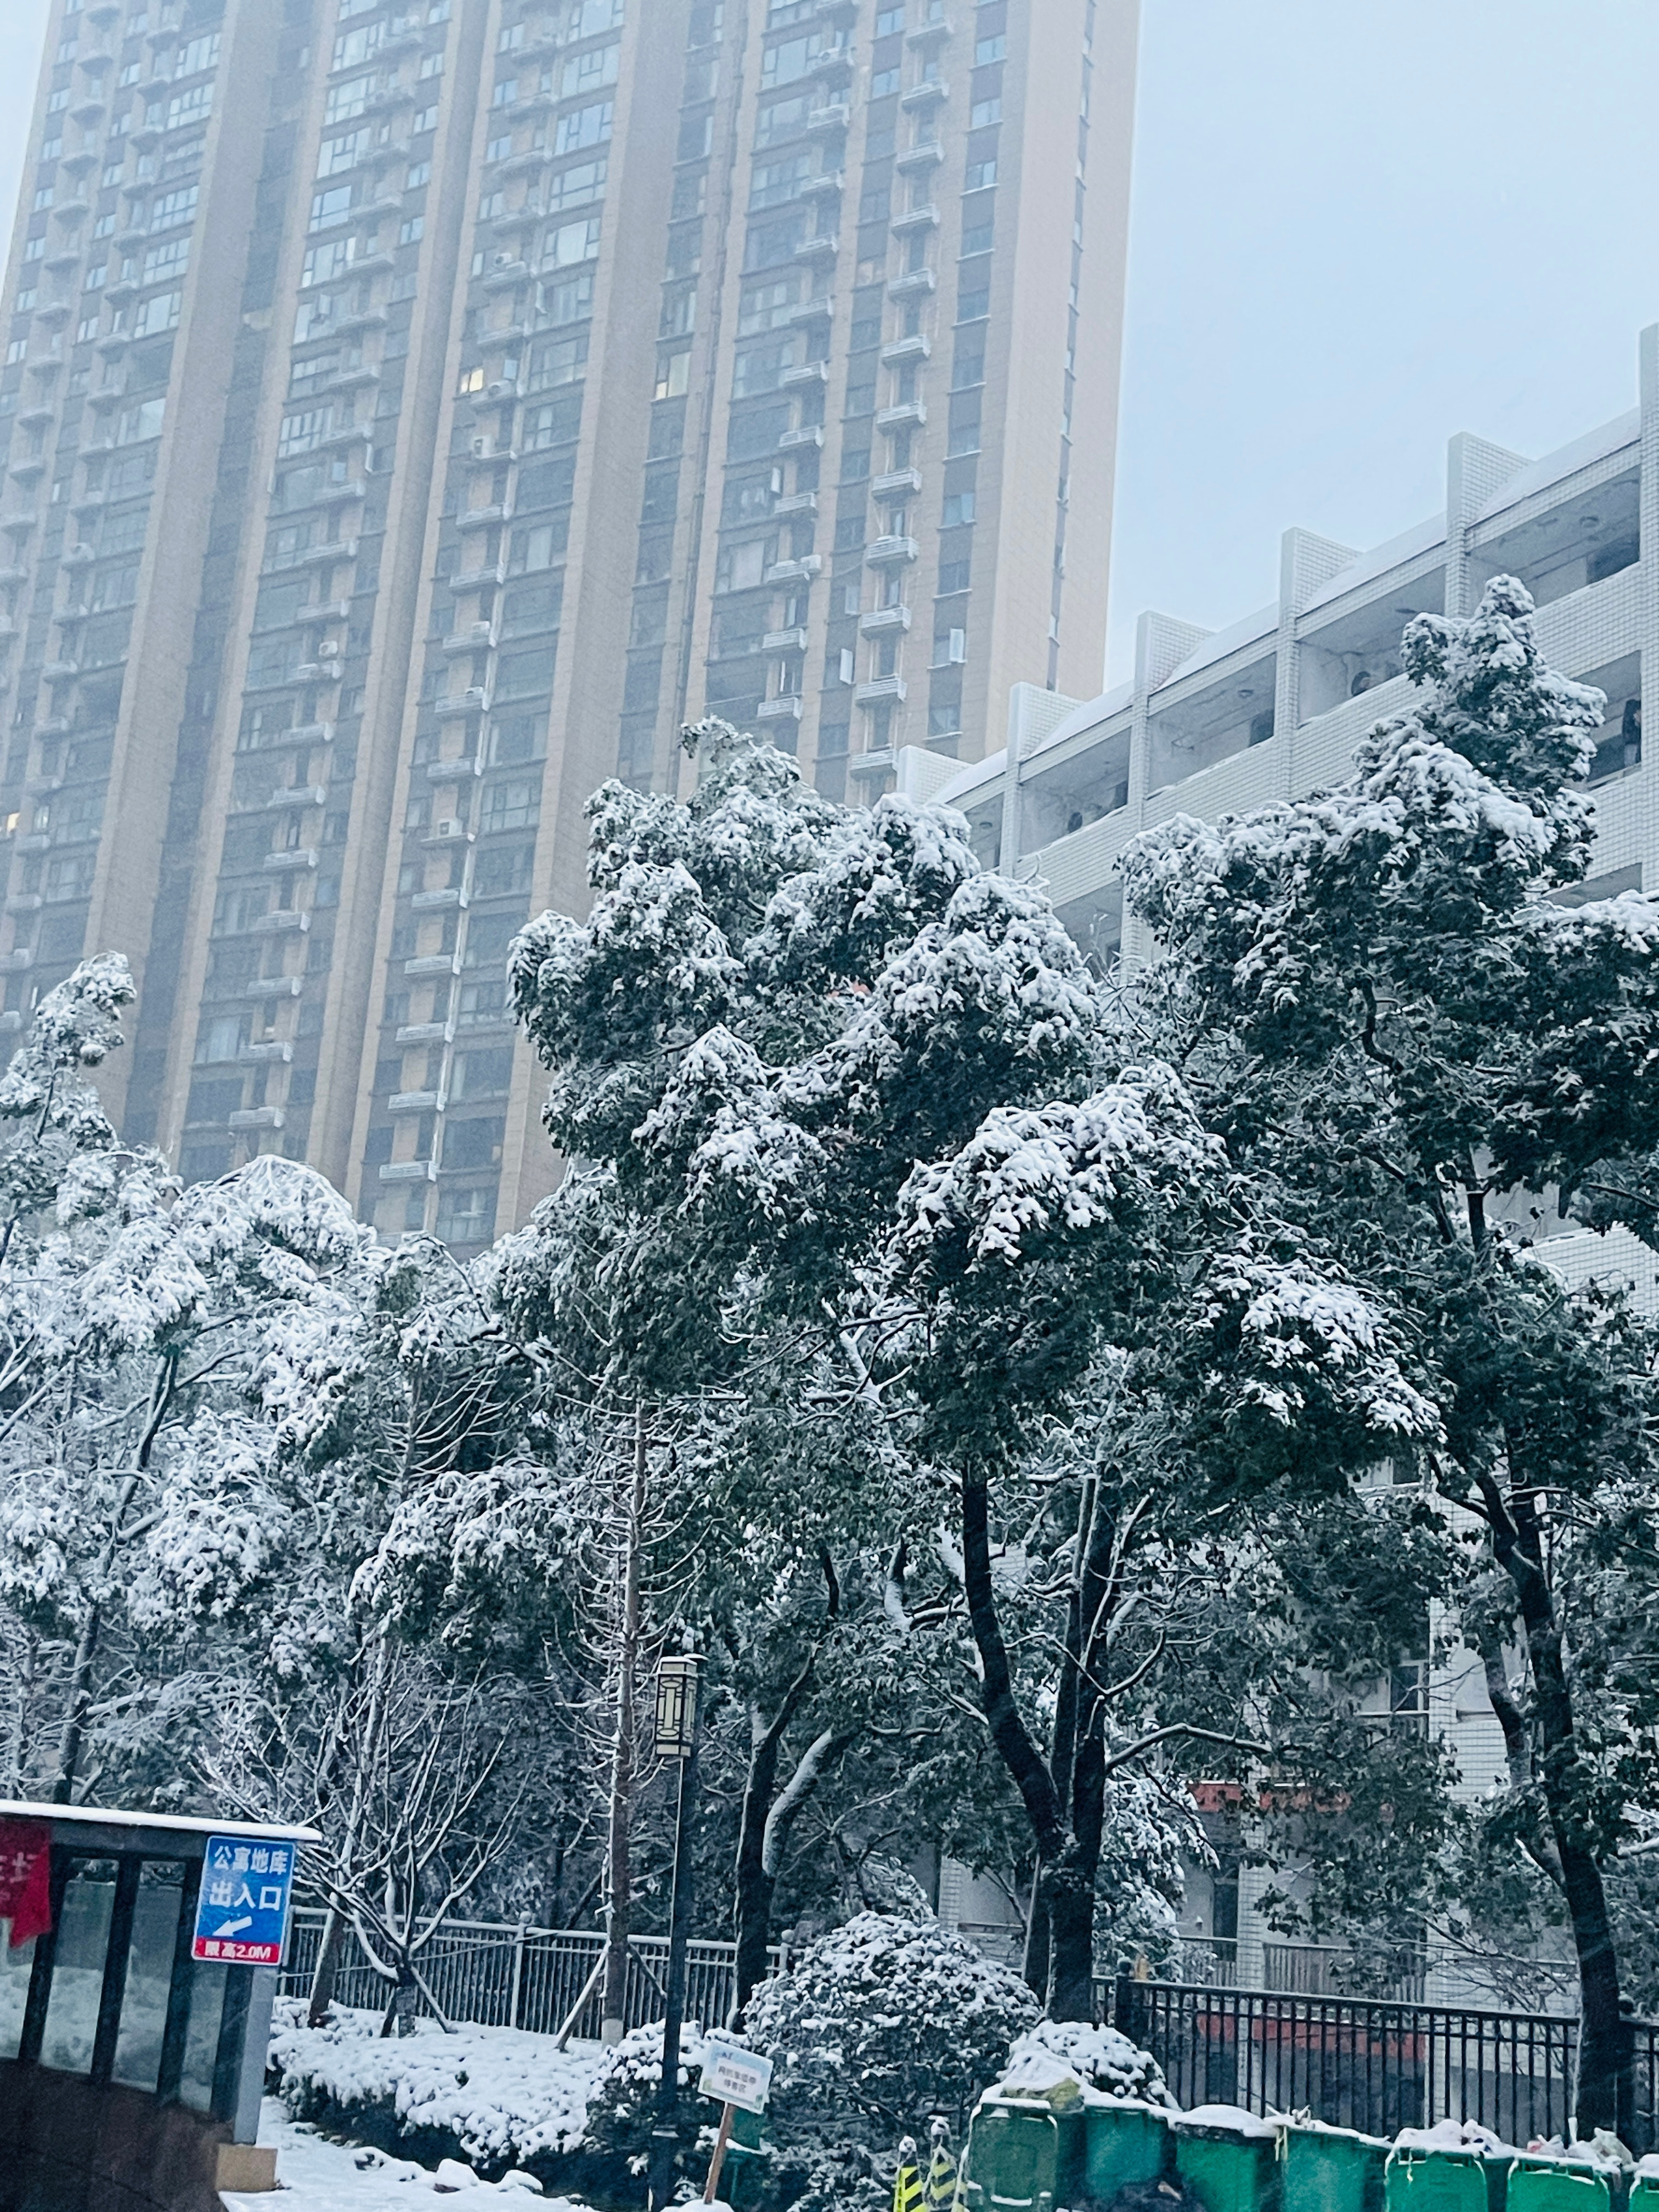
[266,2000,606,2170]
[221,2098,568,2207]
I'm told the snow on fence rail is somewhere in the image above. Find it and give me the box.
[1108,1974,1659,2156]
[279,1911,780,2040]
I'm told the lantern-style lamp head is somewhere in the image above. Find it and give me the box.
[654,1651,702,1760]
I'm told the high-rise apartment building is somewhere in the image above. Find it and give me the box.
[0,0,1137,1246]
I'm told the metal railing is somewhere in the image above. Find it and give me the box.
[1108,1975,1657,2155]
[278,1911,780,2041]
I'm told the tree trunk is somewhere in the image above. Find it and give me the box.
[731,1774,780,2024]
[601,1414,648,2044]
[307,1908,348,2028]
[960,1471,1091,2015]
[1489,1481,1628,2133]
[1022,1864,1050,2001]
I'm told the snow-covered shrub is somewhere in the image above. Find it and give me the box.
[1002,2019,1175,2107]
[580,2018,715,2183]
[746,1912,1040,2143]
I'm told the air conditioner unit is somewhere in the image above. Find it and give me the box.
[491,250,516,270]
[432,817,462,838]
[470,435,490,459]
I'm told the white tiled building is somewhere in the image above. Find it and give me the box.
[912,326,1659,2006]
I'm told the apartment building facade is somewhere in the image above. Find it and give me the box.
[0,0,1136,1246]
[912,325,1659,2004]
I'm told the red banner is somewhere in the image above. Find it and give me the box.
[0,1819,53,1947]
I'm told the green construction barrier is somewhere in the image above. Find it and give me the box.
[1505,2159,1612,2212]
[1281,2124,1390,2212]
[721,2102,768,2212]
[962,2097,1086,2212]
[1385,2145,1504,2212]
[1628,2172,1658,2212]
[1171,2108,1282,2212]
[1084,2098,1173,2200]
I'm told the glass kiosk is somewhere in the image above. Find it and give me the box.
[0,1799,317,2211]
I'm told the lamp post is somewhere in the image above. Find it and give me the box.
[648,1650,702,2212]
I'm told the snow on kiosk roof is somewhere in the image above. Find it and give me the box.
[0,1796,315,2202]
[0,1796,320,1852]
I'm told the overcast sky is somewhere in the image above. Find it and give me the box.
[4,0,1657,696]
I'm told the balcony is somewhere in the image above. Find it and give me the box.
[443,623,498,654]
[758,695,803,720]
[390,1088,444,1113]
[765,555,822,584]
[900,80,948,108]
[379,1159,437,1182]
[871,466,922,497]
[793,234,839,265]
[411,886,467,910]
[404,951,461,978]
[774,490,819,516]
[425,753,482,779]
[761,627,810,652]
[860,606,911,634]
[800,172,844,201]
[881,334,930,365]
[262,848,317,871]
[266,785,329,809]
[866,534,918,566]
[876,400,927,432]
[228,1105,284,1131]
[0,950,33,973]
[907,13,953,41]
[242,976,303,998]
[781,360,830,388]
[888,268,936,298]
[397,1020,454,1045]
[250,909,309,934]
[806,103,851,133]
[777,425,824,451]
[435,689,491,718]
[456,503,512,531]
[788,295,834,326]
[889,208,940,238]
[450,561,507,592]
[240,1041,292,1063]
[855,675,906,706]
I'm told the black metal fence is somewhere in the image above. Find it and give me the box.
[278,1912,775,2041]
[1108,1977,1658,2155]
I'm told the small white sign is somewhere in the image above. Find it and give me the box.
[699,2041,772,2114]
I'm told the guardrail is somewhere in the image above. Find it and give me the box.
[1108,1974,1656,2155]
[278,1911,780,2040]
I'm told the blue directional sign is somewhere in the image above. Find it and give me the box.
[191,1833,298,1966]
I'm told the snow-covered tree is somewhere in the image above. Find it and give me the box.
[504,723,1435,2027]
[1121,574,1659,2129]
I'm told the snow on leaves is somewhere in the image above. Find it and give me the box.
[895,1066,1217,1276]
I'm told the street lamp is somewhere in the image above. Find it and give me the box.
[649,1650,703,2212]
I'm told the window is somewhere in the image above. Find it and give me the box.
[481,779,541,837]
[325,74,375,124]
[528,332,588,389]
[149,184,199,229]
[970,97,1002,127]
[556,101,613,153]
[549,156,608,213]
[964,159,997,192]
[733,336,796,397]
[871,67,899,96]
[166,83,213,129]
[755,93,811,146]
[309,185,353,231]
[317,131,368,179]
[399,215,425,244]
[561,41,620,94]
[738,274,800,334]
[975,33,1007,61]
[278,406,334,457]
[939,554,972,594]
[133,289,181,336]
[751,153,813,211]
[451,1046,513,1099]
[877,4,905,27]
[544,214,602,268]
[436,1183,498,1239]
[761,34,815,86]
[654,348,690,400]
[142,237,190,282]
[716,539,770,594]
